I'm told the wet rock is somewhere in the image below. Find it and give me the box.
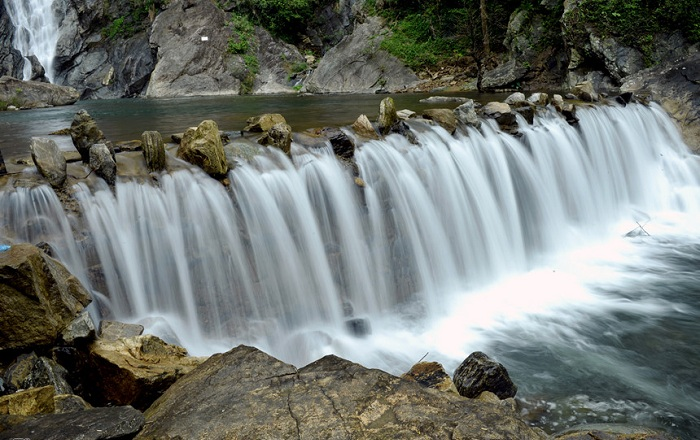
[552,94,565,108]
[0,385,55,416]
[177,119,228,177]
[61,310,96,344]
[29,137,67,188]
[378,97,398,135]
[99,320,144,341]
[89,143,117,185]
[352,114,379,139]
[0,405,144,439]
[402,361,459,394]
[70,110,106,163]
[505,92,527,105]
[481,102,518,134]
[561,103,579,125]
[0,150,6,176]
[86,334,204,410]
[397,109,417,120]
[3,352,72,395]
[344,318,371,337]
[244,113,287,132]
[252,27,306,94]
[453,351,518,400]
[513,103,535,124]
[141,131,166,172]
[136,345,547,439]
[419,96,470,104]
[0,244,92,352]
[572,81,599,102]
[258,122,293,155]
[454,99,481,128]
[528,92,550,106]
[54,393,92,413]
[0,76,79,109]
[554,423,678,440]
[325,128,355,161]
[423,108,458,134]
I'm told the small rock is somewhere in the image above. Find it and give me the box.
[397,109,417,120]
[481,102,518,134]
[244,114,287,132]
[62,310,96,344]
[527,92,549,106]
[402,361,459,394]
[345,318,371,337]
[89,143,117,185]
[454,100,481,128]
[30,137,67,188]
[99,320,144,341]
[70,109,106,163]
[258,122,293,155]
[0,150,6,175]
[3,352,73,395]
[504,92,526,105]
[327,129,355,160]
[453,351,518,400]
[552,94,564,108]
[352,114,379,139]
[0,385,55,416]
[142,131,166,172]
[419,96,469,104]
[54,394,92,413]
[572,81,599,102]
[377,97,398,135]
[422,108,458,134]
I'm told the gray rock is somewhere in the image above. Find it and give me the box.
[397,109,417,120]
[70,110,106,163]
[505,92,526,105]
[0,2,24,79]
[572,80,599,102]
[141,131,166,172]
[258,122,293,155]
[53,394,92,413]
[453,351,518,400]
[377,96,398,135]
[528,92,549,106]
[482,59,528,90]
[29,138,67,188]
[61,310,96,344]
[304,17,419,94]
[553,423,679,440]
[0,244,92,351]
[325,128,355,160]
[3,352,73,395]
[419,96,470,104]
[252,27,306,94]
[89,143,117,185]
[454,99,481,128]
[27,55,48,82]
[147,0,241,97]
[0,76,79,108]
[481,102,518,134]
[136,345,547,439]
[177,119,228,176]
[99,320,144,341]
[0,405,145,439]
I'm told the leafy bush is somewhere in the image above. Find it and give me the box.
[230,0,316,44]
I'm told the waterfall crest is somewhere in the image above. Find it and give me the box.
[1,103,699,365]
[5,0,59,82]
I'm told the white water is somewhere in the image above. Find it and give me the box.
[5,0,59,82]
[2,103,700,436]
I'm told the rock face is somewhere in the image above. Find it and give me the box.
[0,3,23,79]
[70,110,107,163]
[137,345,547,439]
[453,351,518,400]
[147,0,241,97]
[30,138,67,188]
[0,76,79,108]
[253,27,306,94]
[177,119,229,176]
[86,334,204,410]
[622,52,700,151]
[0,244,92,352]
[304,17,419,93]
[141,131,166,172]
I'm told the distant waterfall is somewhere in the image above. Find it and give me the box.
[5,0,59,82]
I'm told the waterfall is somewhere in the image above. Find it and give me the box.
[5,0,59,82]
[1,103,699,367]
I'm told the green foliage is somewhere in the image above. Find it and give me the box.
[102,0,168,40]
[230,0,316,44]
[227,13,259,94]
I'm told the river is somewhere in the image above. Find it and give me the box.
[1,96,699,439]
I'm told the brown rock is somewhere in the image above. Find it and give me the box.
[402,361,459,394]
[244,113,287,132]
[0,385,55,416]
[177,119,228,177]
[352,114,379,139]
[422,108,458,134]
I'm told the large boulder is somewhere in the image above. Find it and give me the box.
[70,110,107,163]
[30,138,67,188]
[86,334,204,410]
[303,17,419,94]
[0,244,92,352]
[136,345,547,439]
[454,100,481,128]
[453,351,518,400]
[0,76,79,108]
[177,119,229,176]
[146,0,242,97]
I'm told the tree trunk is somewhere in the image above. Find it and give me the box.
[480,0,490,57]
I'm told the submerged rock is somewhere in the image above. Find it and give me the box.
[453,351,518,400]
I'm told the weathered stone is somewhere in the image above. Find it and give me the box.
[378,97,398,135]
[528,92,550,106]
[0,385,55,416]
[422,108,458,134]
[482,102,518,134]
[54,394,92,413]
[554,423,678,440]
[70,110,106,163]
[99,320,144,341]
[252,27,306,95]
[3,353,72,395]
[481,59,528,90]
[136,345,547,439]
[572,81,599,102]
[505,92,526,105]
[177,119,228,176]
[402,361,459,394]
[141,131,166,172]
[89,143,117,185]
[453,351,518,400]
[244,113,287,132]
[61,310,96,344]
[352,114,379,139]
[258,122,293,155]
[397,109,417,120]
[561,103,579,125]
[0,405,144,439]
[0,244,92,352]
[513,104,535,124]
[29,137,67,187]
[87,334,205,410]
[325,128,355,160]
[454,99,481,128]
[0,76,79,109]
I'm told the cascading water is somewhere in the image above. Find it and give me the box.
[5,0,59,82]
[1,103,699,438]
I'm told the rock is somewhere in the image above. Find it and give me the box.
[481,102,518,134]
[621,52,700,151]
[352,114,379,139]
[141,131,166,172]
[99,320,145,341]
[378,97,398,135]
[344,318,371,337]
[505,92,527,105]
[572,81,599,102]
[0,2,24,79]
[0,405,144,439]
[252,27,306,94]
[26,55,48,82]
[453,351,518,400]
[70,110,106,163]
[147,0,241,97]
[560,103,580,125]
[3,352,72,395]
[0,76,79,109]
[86,334,204,410]
[528,92,549,106]
[0,244,91,352]
[244,113,287,132]
[136,345,547,439]
[258,122,293,155]
[304,17,419,94]
[29,137,67,188]
[61,310,96,344]
[177,119,228,177]
[552,94,565,108]
[422,108,458,134]
[0,385,55,416]
[89,143,117,185]
[397,109,417,120]
[325,128,355,160]
[454,100,481,128]
[513,104,535,124]
[402,361,459,394]
[419,96,470,104]
[482,59,529,90]
[554,423,678,440]
[54,394,92,413]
